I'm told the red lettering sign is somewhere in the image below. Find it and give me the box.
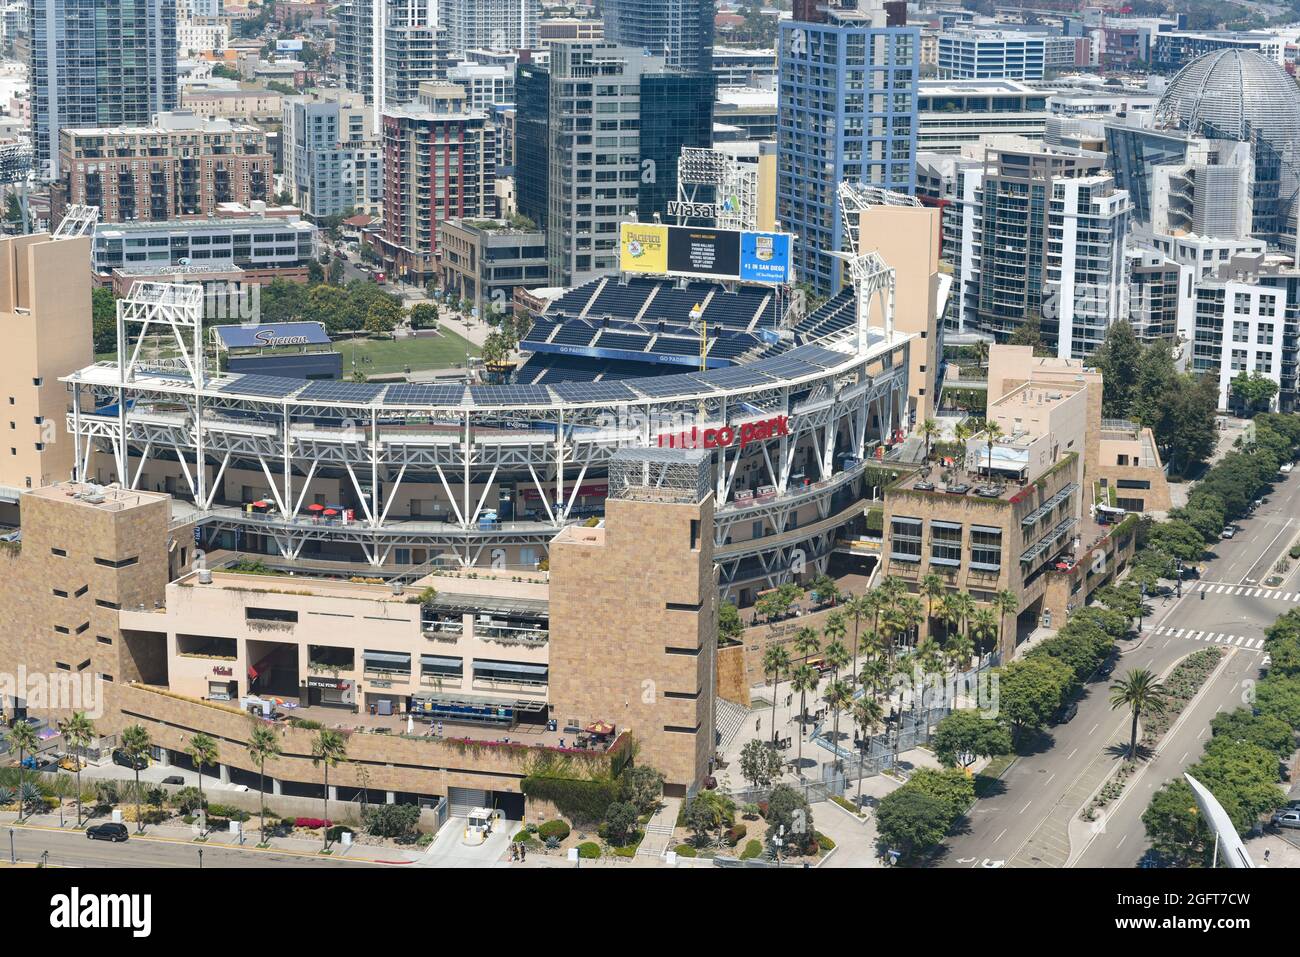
[657,415,789,451]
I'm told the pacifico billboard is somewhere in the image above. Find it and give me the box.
[619,223,793,285]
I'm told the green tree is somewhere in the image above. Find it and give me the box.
[6,720,38,822]
[57,711,95,826]
[718,601,744,646]
[919,418,941,462]
[1146,519,1206,563]
[1089,319,1144,418]
[997,657,1073,742]
[310,729,348,851]
[738,738,783,789]
[1230,371,1279,416]
[876,786,951,861]
[1207,708,1295,759]
[618,765,664,815]
[823,679,853,768]
[364,297,403,336]
[683,792,726,846]
[185,732,219,834]
[92,287,118,354]
[1142,778,1207,865]
[119,724,153,833]
[851,696,885,805]
[247,723,283,845]
[764,784,813,848]
[932,709,1012,771]
[602,800,639,846]
[408,302,439,331]
[1109,668,1167,760]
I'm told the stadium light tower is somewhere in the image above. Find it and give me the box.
[1183,772,1255,868]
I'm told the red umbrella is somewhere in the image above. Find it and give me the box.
[323,508,338,516]
[306,503,325,512]
[584,720,615,736]
[251,500,269,509]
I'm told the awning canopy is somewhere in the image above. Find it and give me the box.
[423,592,549,619]
[363,650,412,665]
[473,660,548,677]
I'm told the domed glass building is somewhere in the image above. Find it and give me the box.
[1156,49,1300,245]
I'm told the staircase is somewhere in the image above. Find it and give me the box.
[638,796,680,858]
[714,697,750,752]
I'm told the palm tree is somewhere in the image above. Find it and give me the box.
[824,639,850,686]
[851,696,885,805]
[844,593,871,680]
[919,572,945,640]
[789,663,819,774]
[1109,669,1167,760]
[944,632,974,693]
[186,732,219,834]
[914,637,945,710]
[982,420,1003,478]
[762,644,791,743]
[119,724,152,833]
[823,679,854,770]
[897,595,925,651]
[919,417,941,463]
[247,723,282,846]
[993,590,1020,660]
[971,606,999,667]
[7,720,38,823]
[954,419,974,467]
[311,729,348,851]
[973,338,990,371]
[823,611,847,662]
[858,655,889,704]
[792,626,821,665]
[57,711,94,826]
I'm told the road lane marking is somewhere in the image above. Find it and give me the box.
[1088,723,1099,735]
[1066,747,1078,760]
[994,828,1007,844]
[1020,800,1032,814]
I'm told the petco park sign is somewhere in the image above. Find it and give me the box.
[656,414,790,451]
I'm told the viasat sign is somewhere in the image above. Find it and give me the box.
[619,223,793,284]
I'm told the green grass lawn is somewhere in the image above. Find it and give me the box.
[336,330,480,376]
[97,329,483,376]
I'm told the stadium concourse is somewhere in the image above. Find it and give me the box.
[62,253,912,605]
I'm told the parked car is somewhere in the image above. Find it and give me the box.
[1282,462,1295,474]
[1270,810,1300,830]
[1221,526,1237,539]
[111,748,147,771]
[58,754,84,772]
[86,822,129,842]
[161,775,185,786]
[1054,701,1079,724]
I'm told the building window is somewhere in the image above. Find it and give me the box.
[930,522,963,566]
[890,516,922,562]
[970,526,1003,571]
[94,556,139,568]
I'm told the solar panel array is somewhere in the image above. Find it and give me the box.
[385,383,467,406]
[297,380,385,403]
[691,365,778,390]
[549,379,639,403]
[469,384,553,406]
[218,375,305,398]
[628,374,717,399]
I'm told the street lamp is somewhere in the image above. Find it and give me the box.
[9,827,14,864]
[197,847,203,869]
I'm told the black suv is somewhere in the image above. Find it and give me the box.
[86,822,129,842]
[112,749,147,771]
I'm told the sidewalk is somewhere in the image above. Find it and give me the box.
[0,808,425,864]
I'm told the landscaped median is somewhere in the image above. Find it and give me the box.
[1079,646,1225,823]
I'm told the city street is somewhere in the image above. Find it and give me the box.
[934,465,1300,868]
[0,824,386,869]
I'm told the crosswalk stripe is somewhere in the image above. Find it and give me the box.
[1193,631,1205,640]
[1215,585,1227,594]
[1286,593,1294,602]
[1174,629,1185,638]
[1235,636,1246,646]
[1155,626,1166,635]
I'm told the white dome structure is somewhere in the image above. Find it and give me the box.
[1157,49,1300,246]
[1157,48,1300,147]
